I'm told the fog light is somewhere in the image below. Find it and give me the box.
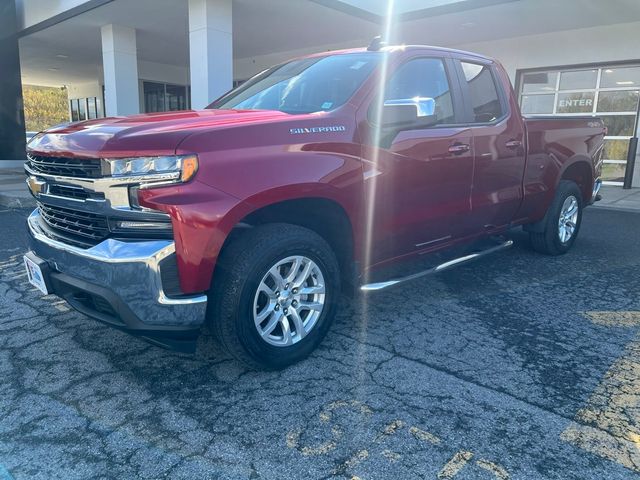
[116,221,172,230]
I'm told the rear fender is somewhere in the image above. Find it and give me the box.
[523,155,593,232]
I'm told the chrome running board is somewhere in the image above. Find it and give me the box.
[360,239,514,292]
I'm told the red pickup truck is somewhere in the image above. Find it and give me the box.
[24,43,604,369]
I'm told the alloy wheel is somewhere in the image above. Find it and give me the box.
[253,256,326,347]
[558,195,579,243]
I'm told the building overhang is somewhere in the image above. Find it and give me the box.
[16,0,640,88]
[310,0,522,22]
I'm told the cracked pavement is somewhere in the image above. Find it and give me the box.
[1,206,639,479]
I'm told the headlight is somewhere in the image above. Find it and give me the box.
[105,155,198,182]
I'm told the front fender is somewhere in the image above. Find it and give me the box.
[138,180,251,294]
[139,180,363,295]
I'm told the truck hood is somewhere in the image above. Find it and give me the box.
[27,109,296,158]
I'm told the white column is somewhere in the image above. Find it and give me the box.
[101,24,140,116]
[188,0,233,109]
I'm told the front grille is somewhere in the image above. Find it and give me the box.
[27,154,103,179]
[48,184,90,200]
[38,203,109,244]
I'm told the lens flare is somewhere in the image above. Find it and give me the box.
[363,0,396,283]
[352,0,398,440]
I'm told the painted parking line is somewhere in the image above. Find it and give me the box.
[437,451,474,479]
[287,399,510,479]
[561,311,640,472]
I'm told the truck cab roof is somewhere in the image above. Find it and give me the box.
[295,45,494,63]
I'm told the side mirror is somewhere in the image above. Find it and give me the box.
[381,97,437,128]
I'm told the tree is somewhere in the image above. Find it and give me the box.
[22,85,68,132]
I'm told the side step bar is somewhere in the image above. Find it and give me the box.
[360,239,514,292]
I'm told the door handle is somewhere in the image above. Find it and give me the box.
[505,139,523,150]
[448,143,471,155]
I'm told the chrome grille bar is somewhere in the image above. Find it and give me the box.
[38,204,109,241]
[27,153,103,179]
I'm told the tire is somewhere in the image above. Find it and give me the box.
[529,180,583,256]
[208,223,340,370]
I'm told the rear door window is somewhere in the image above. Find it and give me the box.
[460,62,504,123]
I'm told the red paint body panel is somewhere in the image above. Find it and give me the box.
[29,47,605,295]
[28,109,296,159]
[518,117,605,222]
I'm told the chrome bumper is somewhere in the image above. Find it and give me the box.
[27,209,207,329]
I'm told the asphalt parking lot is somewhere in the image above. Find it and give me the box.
[1,206,639,480]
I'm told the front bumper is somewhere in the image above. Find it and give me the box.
[27,209,208,351]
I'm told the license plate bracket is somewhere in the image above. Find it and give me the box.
[24,253,50,295]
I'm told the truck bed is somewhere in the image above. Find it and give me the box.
[516,116,605,222]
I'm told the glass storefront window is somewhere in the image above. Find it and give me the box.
[70,97,101,122]
[559,69,598,90]
[77,99,86,121]
[556,92,595,113]
[519,63,640,186]
[521,72,558,94]
[70,100,79,122]
[144,81,189,113]
[166,84,188,111]
[87,97,97,119]
[604,139,630,161]
[600,66,640,89]
[601,115,636,137]
[143,82,166,113]
[597,90,640,113]
[521,94,555,114]
[601,163,627,183]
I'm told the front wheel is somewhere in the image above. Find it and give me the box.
[529,180,583,256]
[208,223,340,370]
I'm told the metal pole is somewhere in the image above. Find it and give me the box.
[623,137,638,189]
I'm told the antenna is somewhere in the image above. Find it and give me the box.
[367,36,387,51]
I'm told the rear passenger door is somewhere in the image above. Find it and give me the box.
[454,58,526,231]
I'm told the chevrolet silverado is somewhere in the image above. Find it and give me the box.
[23,43,605,369]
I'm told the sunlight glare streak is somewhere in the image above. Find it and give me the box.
[354,1,397,421]
[363,0,396,283]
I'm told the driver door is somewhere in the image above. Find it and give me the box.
[359,56,475,266]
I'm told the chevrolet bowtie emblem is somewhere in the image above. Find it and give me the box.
[26,176,46,196]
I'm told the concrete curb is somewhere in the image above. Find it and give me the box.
[591,204,640,215]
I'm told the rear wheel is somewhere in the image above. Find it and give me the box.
[529,180,583,256]
[209,223,340,370]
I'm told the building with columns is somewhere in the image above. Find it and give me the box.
[2,0,640,186]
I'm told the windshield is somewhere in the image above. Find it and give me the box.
[208,53,381,114]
